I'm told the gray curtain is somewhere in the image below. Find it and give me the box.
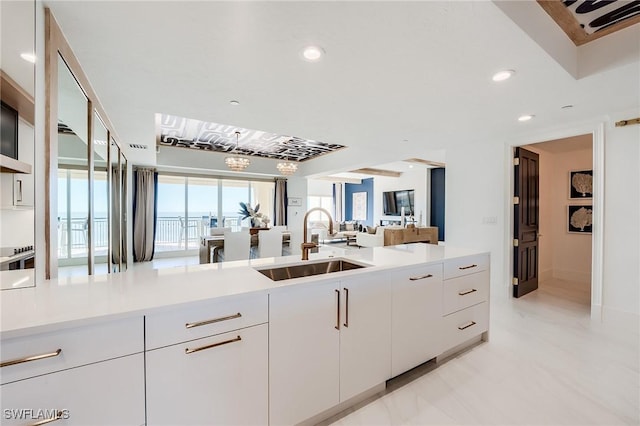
[274,178,287,226]
[333,183,343,222]
[133,168,157,262]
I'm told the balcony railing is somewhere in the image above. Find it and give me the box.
[58,215,250,258]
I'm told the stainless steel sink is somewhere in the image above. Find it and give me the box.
[257,260,367,281]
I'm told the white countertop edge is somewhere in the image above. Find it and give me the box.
[1,244,490,339]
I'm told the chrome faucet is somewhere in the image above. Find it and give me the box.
[301,207,334,261]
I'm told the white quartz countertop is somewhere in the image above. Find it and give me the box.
[0,244,487,339]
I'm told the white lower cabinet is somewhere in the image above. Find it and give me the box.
[391,264,444,377]
[0,353,144,426]
[269,275,391,425]
[145,323,268,426]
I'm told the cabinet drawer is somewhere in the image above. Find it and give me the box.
[444,254,489,280]
[0,353,145,426]
[145,292,268,350]
[393,263,443,284]
[0,317,143,385]
[146,324,268,426]
[442,270,489,316]
[441,302,488,351]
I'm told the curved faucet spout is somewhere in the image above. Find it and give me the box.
[301,207,334,260]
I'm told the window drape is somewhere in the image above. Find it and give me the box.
[133,168,158,262]
[333,183,343,222]
[274,178,287,226]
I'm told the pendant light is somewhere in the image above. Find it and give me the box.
[225,131,250,172]
[276,140,298,176]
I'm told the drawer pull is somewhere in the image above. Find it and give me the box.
[458,288,477,296]
[335,289,340,330]
[458,321,476,331]
[1,349,62,368]
[185,312,242,329]
[409,274,433,281]
[185,336,242,354]
[30,411,64,426]
[458,264,478,270]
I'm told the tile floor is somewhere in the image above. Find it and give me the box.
[323,278,639,426]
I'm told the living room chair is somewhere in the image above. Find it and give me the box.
[356,226,385,248]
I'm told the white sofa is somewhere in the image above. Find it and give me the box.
[356,226,385,247]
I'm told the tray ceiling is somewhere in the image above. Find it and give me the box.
[157,114,345,162]
[539,0,640,45]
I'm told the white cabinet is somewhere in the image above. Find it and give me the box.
[269,280,340,426]
[339,274,391,402]
[269,275,391,425]
[145,293,269,426]
[0,352,144,426]
[146,324,268,426]
[391,263,444,377]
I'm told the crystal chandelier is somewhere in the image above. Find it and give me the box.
[225,131,250,172]
[276,160,298,176]
[276,140,298,176]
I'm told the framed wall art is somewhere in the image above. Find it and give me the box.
[352,192,367,221]
[568,205,593,234]
[569,170,593,199]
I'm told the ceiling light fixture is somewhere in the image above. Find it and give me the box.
[301,46,324,62]
[20,52,36,63]
[229,100,240,106]
[225,131,251,172]
[518,114,535,122]
[276,141,298,175]
[492,70,515,82]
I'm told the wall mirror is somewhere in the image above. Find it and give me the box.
[57,54,90,276]
[0,0,36,289]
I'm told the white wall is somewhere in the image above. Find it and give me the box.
[374,168,428,226]
[445,141,506,298]
[285,176,308,256]
[445,113,639,318]
[307,179,333,197]
[602,112,639,318]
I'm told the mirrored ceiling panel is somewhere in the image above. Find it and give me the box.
[157,113,346,162]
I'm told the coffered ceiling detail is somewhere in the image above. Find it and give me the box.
[157,114,345,162]
[538,0,640,45]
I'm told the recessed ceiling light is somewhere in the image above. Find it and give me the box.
[408,165,414,169]
[229,100,240,106]
[402,139,409,143]
[518,114,535,122]
[492,70,515,82]
[301,46,324,62]
[561,104,574,109]
[20,52,36,63]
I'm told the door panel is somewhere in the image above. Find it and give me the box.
[514,147,539,298]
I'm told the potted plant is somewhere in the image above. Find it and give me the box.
[238,202,270,230]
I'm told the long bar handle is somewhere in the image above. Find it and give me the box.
[409,274,433,281]
[458,264,478,270]
[458,288,477,296]
[343,288,349,328]
[335,289,340,330]
[1,349,62,368]
[29,411,64,426]
[185,312,241,329]
[458,321,476,331]
[185,336,241,354]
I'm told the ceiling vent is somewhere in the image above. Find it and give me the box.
[129,143,148,150]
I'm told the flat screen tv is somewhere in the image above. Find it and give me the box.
[382,189,415,216]
[1,102,19,160]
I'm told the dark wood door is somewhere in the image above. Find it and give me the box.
[513,147,539,298]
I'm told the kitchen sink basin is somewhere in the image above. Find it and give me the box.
[257,259,367,281]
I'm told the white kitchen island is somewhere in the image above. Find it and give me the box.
[0,244,489,426]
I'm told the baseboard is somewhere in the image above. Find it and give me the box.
[552,269,591,284]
